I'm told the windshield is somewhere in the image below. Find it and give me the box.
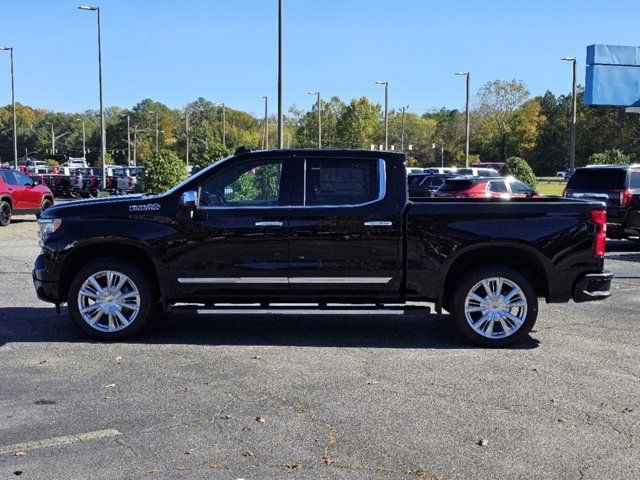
[567,169,627,190]
[438,179,474,192]
[163,155,233,195]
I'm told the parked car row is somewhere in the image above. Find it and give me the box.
[408,170,534,199]
[37,166,145,198]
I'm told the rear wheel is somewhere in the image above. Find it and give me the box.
[67,258,155,339]
[36,198,53,219]
[451,267,538,347]
[0,200,11,226]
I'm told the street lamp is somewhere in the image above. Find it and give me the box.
[47,124,70,155]
[307,91,321,148]
[258,96,268,149]
[122,114,131,165]
[78,5,106,189]
[375,80,389,150]
[75,118,86,157]
[0,47,17,168]
[277,0,283,149]
[184,109,189,167]
[455,71,471,168]
[399,105,409,152]
[562,56,577,172]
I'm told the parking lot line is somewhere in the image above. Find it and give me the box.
[0,428,122,455]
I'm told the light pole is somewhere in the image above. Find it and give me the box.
[375,80,389,150]
[308,91,321,148]
[194,137,208,150]
[258,96,268,149]
[48,125,70,155]
[455,71,471,167]
[0,47,17,168]
[562,57,577,172]
[149,111,159,154]
[75,118,86,157]
[125,114,131,165]
[78,5,106,189]
[400,105,409,152]
[277,0,283,149]
[185,109,190,167]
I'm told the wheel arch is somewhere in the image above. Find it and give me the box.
[59,242,162,304]
[442,245,549,312]
[0,195,12,208]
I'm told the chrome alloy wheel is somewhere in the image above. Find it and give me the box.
[464,277,528,339]
[77,270,141,332]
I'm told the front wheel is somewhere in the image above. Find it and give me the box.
[67,258,155,339]
[36,198,53,219]
[451,267,538,347]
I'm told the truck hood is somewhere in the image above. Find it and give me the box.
[42,194,166,219]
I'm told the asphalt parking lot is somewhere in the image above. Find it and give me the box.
[1,214,639,480]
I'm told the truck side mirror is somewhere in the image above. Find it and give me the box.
[180,191,198,210]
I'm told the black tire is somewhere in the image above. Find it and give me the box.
[67,258,156,339]
[451,267,538,347]
[0,200,11,227]
[36,197,53,219]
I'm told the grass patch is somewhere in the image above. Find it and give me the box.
[536,183,565,196]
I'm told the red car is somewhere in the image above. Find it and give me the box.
[0,169,54,226]
[434,177,538,199]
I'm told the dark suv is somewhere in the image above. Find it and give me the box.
[564,165,640,241]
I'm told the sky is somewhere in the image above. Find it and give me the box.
[0,0,639,118]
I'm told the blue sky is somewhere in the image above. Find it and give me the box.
[0,0,639,118]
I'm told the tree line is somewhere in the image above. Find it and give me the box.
[0,79,638,175]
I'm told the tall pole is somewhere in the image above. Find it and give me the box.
[185,110,190,167]
[277,0,283,149]
[1,47,18,168]
[562,57,577,172]
[441,143,444,168]
[455,72,471,167]
[126,114,131,165]
[375,81,389,150]
[259,96,268,149]
[50,124,55,154]
[133,125,138,166]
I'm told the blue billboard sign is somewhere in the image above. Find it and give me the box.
[584,44,640,107]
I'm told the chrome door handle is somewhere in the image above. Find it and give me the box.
[255,221,284,227]
[364,221,393,226]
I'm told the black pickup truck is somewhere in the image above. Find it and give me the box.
[34,149,612,346]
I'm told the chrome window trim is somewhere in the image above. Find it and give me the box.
[195,158,387,211]
[178,276,392,285]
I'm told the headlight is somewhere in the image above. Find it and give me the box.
[38,218,62,238]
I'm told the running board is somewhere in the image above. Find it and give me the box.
[195,306,430,316]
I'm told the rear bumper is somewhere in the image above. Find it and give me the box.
[572,271,613,303]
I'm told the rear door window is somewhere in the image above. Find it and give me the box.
[488,181,508,193]
[509,180,532,194]
[305,158,380,206]
[567,169,627,190]
[629,172,640,189]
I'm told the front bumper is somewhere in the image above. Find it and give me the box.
[572,271,613,303]
[33,253,61,304]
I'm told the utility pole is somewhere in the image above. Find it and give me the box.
[155,111,159,154]
[562,57,577,172]
[0,47,17,168]
[185,110,190,167]
[133,125,138,166]
[455,71,471,167]
[77,118,86,157]
[50,124,55,154]
[375,80,389,150]
[308,91,321,148]
[277,0,283,149]
[126,114,131,165]
[221,103,226,148]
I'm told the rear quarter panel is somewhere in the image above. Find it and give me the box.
[405,198,605,302]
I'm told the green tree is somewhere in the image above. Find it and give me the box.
[140,149,188,193]
[336,97,381,148]
[506,156,537,188]
[191,142,233,172]
[588,149,631,165]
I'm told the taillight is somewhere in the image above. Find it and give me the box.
[589,209,607,257]
[621,189,633,207]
